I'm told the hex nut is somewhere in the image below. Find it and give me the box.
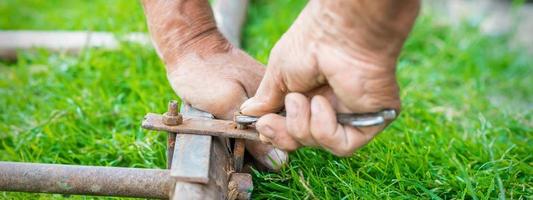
[228,173,253,200]
[162,112,182,126]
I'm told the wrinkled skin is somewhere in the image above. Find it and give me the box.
[241,0,420,156]
[142,0,419,168]
[167,47,263,119]
[168,45,288,170]
[142,0,288,171]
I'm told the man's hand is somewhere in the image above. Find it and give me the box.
[142,0,288,170]
[168,47,264,119]
[240,0,420,156]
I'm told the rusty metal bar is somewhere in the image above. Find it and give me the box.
[0,162,173,199]
[170,134,212,184]
[142,113,260,141]
[0,31,151,59]
[165,100,181,169]
[233,139,246,172]
[167,132,177,169]
[228,173,253,200]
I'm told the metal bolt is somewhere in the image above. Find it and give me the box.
[163,100,182,126]
[234,111,249,130]
[167,100,179,116]
[227,173,253,200]
[233,112,246,172]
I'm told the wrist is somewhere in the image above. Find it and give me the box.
[143,0,231,67]
[166,28,232,74]
[177,27,231,58]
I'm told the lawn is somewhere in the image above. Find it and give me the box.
[1,0,532,199]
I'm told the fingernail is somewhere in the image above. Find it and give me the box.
[311,97,322,114]
[265,148,288,170]
[240,98,260,114]
[286,96,298,118]
[258,124,275,138]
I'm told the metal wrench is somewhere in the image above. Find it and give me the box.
[234,109,397,127]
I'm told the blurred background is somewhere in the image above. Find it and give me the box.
[427,0,533,53]
[0,0,531,199]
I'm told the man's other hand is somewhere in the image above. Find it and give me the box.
[240,0,420,156]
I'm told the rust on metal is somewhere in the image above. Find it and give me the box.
[0,162,172,199]
[233,112,247,173]
[166,103,213,184]
[170,134,212,184]
[163,113,182,126]
[170,104,235,200]
[170,137,234,200]
[167,132,176,169]
[233,139,246,172]
[228,173,253,200]
[142,113,260,141]
[167,100,179,116]
[164,100,180,169]
[0,102,251,199]
[162,101,183,126]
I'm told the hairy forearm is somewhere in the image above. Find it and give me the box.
[142,0,230,66]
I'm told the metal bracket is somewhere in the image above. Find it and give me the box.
[142,113,260,141]
[0,100,253,199]
[145,101,253,199]
[165,103,214,184]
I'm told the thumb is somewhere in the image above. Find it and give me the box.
[240,68,286,116]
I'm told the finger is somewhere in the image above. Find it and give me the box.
[309,95,380,156]
[240,67,287,116]
[285,92,316,146]
[306,85,352,113]
[256,113,301,151]
[245,140,288,171]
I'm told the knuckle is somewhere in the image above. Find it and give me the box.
[291,131,308,142]
[256,114,278,126]
[287,124,315,146]
[287,123,308,141]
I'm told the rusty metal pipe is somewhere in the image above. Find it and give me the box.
[0,162,173,199]
[0,31,151,60]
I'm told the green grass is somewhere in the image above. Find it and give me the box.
[1,0,532,199]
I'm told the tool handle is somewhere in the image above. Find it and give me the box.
[234,109,396,127]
